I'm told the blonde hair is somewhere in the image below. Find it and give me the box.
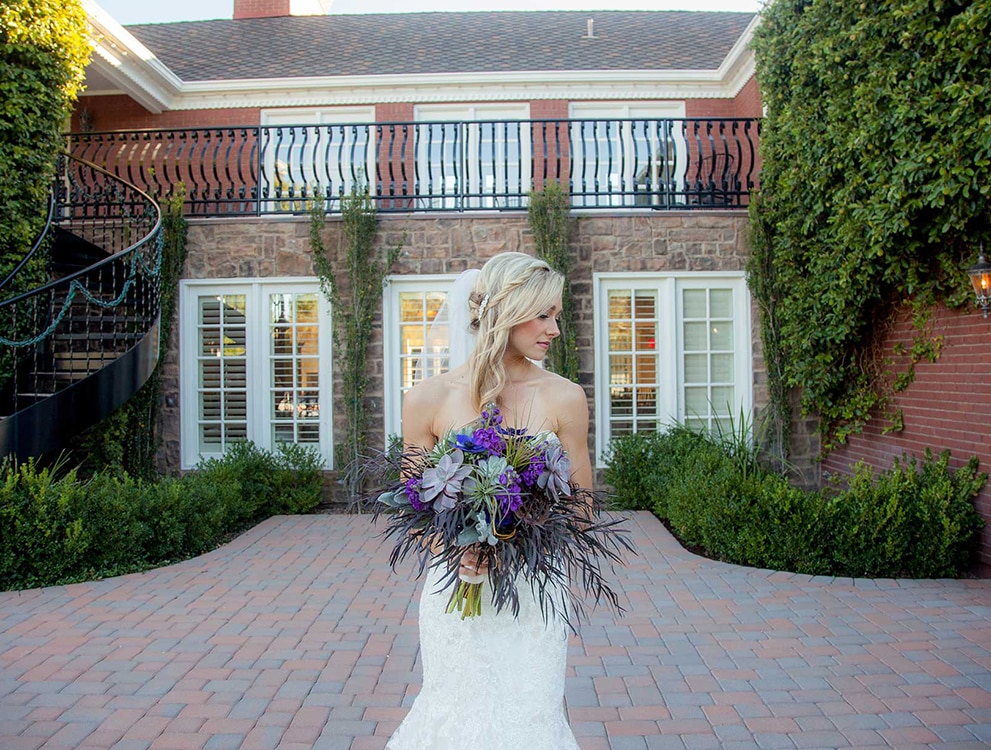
[465,252,564,411]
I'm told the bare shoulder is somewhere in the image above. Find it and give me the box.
[534,370,588,428]
[401,366,471,447]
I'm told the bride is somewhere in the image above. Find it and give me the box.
[387,252,591,750]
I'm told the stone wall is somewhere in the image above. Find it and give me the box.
[159,211,771,488]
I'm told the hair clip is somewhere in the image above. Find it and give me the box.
[478,294,490,318]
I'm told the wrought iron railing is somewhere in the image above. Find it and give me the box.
[69,117,759,216]
[0,155,163,460]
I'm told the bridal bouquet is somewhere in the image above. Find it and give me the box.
[361,406,633,630]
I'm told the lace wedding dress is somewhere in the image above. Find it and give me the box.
[386,558,579,749]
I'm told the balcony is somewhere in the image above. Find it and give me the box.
[69,117,759,217]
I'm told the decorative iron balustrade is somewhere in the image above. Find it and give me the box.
[0,155,163,460]
[69,117,759,216]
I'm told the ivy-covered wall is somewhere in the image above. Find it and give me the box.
[749,0,991,450]
[0,0,89,280]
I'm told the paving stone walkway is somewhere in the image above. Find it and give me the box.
[1,511,990,750]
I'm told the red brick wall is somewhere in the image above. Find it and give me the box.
[234,0,290,19]
[74,96,260,132]
[685,75,761,118]
[821,303,991,570]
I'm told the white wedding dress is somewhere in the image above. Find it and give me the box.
[386,559,579,750]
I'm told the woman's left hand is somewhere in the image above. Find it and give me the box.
[459,546,488,580]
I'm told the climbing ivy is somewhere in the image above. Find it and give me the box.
[310,190,402,492]
[749,0,991,450]
[528,181,580,383]
[0,0,89,282]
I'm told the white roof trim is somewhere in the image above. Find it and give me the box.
[716,14,760,98]
[158,68,754,110]
[80,5,760,112]
[83,0,181,113]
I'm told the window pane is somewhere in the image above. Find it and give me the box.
[611,420,633,436]
[711,386,735,415]
[683,289,707,318]
[634,354,657,384]
[609,355,633,385]
[683,322,708,351]
[608,289,631,319]
[296,294,319,323]
[634,322,656,350]
[610,386,633,416]
[633,291,656,318]
[711,353,734,382]
[609,321,632,351]
[684,353,708,383]
[296,326,319,355]
[711,321,734,350]
[709,289,733,318]
[635,387,657,416]
[684,386,709,416]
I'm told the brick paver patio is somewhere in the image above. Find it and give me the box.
[1,511,990,749]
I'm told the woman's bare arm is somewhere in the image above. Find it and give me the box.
[554,380,593,489]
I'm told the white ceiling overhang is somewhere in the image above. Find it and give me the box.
[82,0,182,113]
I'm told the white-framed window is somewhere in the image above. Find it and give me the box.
[414,104,531,210]
[593,273,751,465]
[382,274,458,440]
[179,278,332,469]
[569,102,687,209]
[261,107,376,213]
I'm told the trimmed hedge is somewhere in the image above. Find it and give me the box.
[0,442,324,591]
[605,429,985,578]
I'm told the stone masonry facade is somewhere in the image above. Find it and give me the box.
[158,212,803,495]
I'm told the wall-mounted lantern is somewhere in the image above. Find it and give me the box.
[967,242,991,318]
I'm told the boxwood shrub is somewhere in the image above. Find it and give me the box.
[0,442,324,591]
[605,428,985,578]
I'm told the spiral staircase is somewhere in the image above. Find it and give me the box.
[0,156,163,462]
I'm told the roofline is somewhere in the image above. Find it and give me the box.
[81,6,760,112]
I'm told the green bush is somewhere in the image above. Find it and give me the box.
[604,429,985,578]
[604,427,707,514]
[827,451,986,579]
[0,0,90,279]
[0,442,325,591]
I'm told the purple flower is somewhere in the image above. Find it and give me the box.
[495,469,523,513]
[404,476,424,511]
[536,441,572,500]
[471,426,505,455]
[521,454,546,489]
[420,449,472,511]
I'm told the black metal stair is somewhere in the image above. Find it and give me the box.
[0,155,163,461]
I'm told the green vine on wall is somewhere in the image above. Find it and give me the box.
[749,0,990,453]
[309,189,402,493]
[528,181,580,383]
[76,188,189,478]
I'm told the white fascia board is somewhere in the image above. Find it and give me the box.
[82,0,181,113]
[716,14,760,97]
[168,68,748,111]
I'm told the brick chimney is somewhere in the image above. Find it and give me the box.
[234,0,332,19]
